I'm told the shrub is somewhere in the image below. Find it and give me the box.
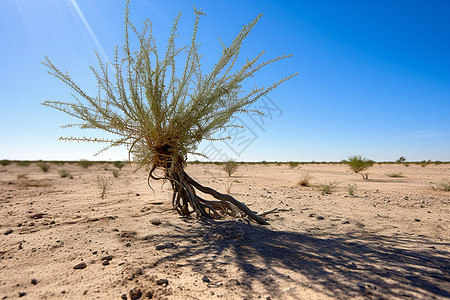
[78,159,94,169]
[420,160,431,168]
[16,161,31,167]
[288,161,300,169]
[38,162,51,172]
[317,181,338,194]
[342,155,374,180]
[386,172,404,178]
[0,160,11,166]
[96,177,112,199]
[297,173,312,187]
[396,156,406,163]
[432,179,450,192]
[112,169,120,178]
[346,183,357,195]
[222,160,239,177]
[58,169,71,178]
[113,161,125,170]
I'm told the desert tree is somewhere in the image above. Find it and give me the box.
[42,1,297,224]
[342,155,374,180]
[223,159,239,177]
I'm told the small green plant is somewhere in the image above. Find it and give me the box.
[0,160,11,166]
[96,177,112,199]
[112,169,120,178]
[432,179,450,192]
[386,172,404,178]
[113,161,125,170]
[317,181,338,194]
[288,161,300,169]
[78,159,94,169]
[342,155,374,180]
[38,162,51,172]
[222,160,239,177]
[17,174,28,180]
[346,183,357,195]
[58,169,71,178]
[297,173,312,187]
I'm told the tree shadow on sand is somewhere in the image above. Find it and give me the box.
[146,219,450,299]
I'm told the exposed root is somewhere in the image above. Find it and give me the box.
[148,164,268,225]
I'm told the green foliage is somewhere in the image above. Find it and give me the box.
[38,162,51,172]
[346,183,357,195]
[396,156,406,163]
[0,160,11,166]
[317,181,338,194]
[420,160,431,167]
[113,161,125,169]
[223,159,239,177]
[288,161,300,169]
[42,1,297,172]
[342,155,374,180]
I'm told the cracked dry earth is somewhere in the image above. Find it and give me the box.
[1,162,449,299]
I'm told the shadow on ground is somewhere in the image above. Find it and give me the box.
[146,219,450,299]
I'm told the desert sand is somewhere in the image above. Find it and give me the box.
[1,162,449,299]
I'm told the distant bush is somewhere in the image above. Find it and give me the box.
[0,160,11,166]
[288,161,300,169]
[79,159,94,169]
[16,161,31,167]
[420,160,431,168]
[58,169,72,178]
[317,181,338,194]
[386,172,404,178]
[222,160,239,177]
[342,155,374,180]
[38,162,51,172]
[113,161,125,170]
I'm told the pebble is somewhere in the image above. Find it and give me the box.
[202,275,210,283]
[121,294,128,300]
[414,218,421,222]
[73,262,87,269]
[102,255,113,261]
[129,287,142,300]
[31,279,37,285]
[155,243,177,250]
[4,229,13,235]
[151,219,161,226]
[316,216,325,220]
[18,292,27,297]
[156,279,169,286]
[102,260,110,266]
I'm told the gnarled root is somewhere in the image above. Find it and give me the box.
[148,166,268,225]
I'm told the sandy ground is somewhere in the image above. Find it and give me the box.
[1,162,449,299]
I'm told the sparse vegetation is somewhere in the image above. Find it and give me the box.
[420,160,431,167]
[223,160,239,177]
[317,181,338,194]
[386,172,404,178]
[113,161,125,170]
[342,155,374,180]
[38,162,51,172]
[17,174,28,180]
[288,161,300,169]
[58,169,72,178]
[78,159,94,169]
[432,179,450,192]
[297,173,312,187]
[226,181,233,194]
[1,160,11,166]
[96,177,112,199]
[346,183,357,195]
[16,161,31,167]
[112,169,120,178]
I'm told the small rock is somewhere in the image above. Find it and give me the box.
[18,292,27,297]
[92,251,98,255]
[129,287,142,300]
[102,260,110,266]
[202,275,210,283]
[342,220,350,224]
[308,213,315,218]
[316,216,325,220]
[4,229,13,235]
[125,243,132,247]
[136,193,140,196]
[102,255,113,261]
[31,279,37,285]
[414,218,421,222]
[73,262,87,269]
[50,221,55,225]
[156,279,169,286]
[357,283,366,289]
[150,219,161,226]
[155,243,177,250]
[121,294,127,300]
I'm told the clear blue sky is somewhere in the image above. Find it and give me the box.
[1,0,449,162]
